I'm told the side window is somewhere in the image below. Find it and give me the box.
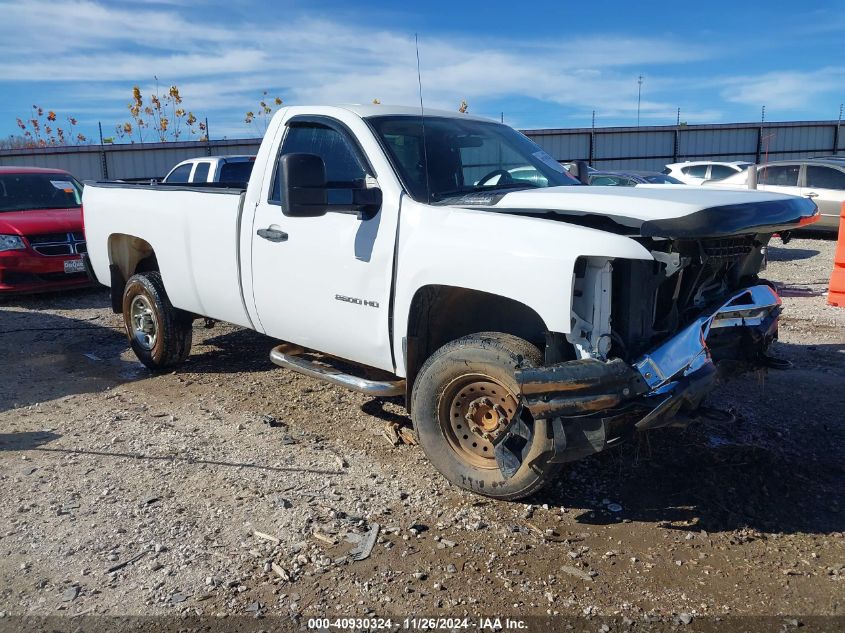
[682,165,708,178]
[806,165,845,190]
[758,164,800,187]
[219,161,254,183]
[709,164,736,180]
[192,162,211,183]
[270,124,366,203]
[166,163,192,183]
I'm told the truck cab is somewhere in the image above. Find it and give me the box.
[162,155,255,185]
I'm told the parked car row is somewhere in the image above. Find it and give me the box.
[704,158,845,231]
[663,160,751,185]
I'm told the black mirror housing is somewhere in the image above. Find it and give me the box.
[282,153,328,217]
[281,152,382,220]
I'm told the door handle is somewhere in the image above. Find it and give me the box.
[256,228,288,242]
[805,192,819,199]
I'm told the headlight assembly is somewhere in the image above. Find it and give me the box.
[0,235,26,252]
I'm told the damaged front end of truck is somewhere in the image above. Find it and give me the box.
[493,200,817,479]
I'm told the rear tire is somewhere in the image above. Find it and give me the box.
[122,272,193,371]
[411,332,561,500]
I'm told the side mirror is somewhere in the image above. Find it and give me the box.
[282,153,328,217]
[281,152,383,220]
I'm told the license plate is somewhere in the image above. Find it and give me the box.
[64,259,86,274]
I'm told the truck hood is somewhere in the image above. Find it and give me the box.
[0,208,84,236]
[457,185,818,238]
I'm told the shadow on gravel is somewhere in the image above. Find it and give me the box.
[0,430,61,451]
[0,305,133,414]
[527,342,845,536]
[187,328,279,374]
[766,246,820,261]
[360,397,411,426]
[29,446,345,475]
[0,286,108,310]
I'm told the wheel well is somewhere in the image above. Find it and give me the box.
[405,285,558,406]
[107,234,159,313]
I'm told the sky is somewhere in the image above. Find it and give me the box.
[0,0,843,142]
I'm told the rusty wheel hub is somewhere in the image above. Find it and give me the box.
[442,377,519,468]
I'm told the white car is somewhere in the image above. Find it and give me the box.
[703,159,844,232]
[663,161,752,185]
[162,155,255,184]
[82,105,816,500]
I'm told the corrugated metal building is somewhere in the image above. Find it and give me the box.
[525,120,844,172]
[1,119,842,181]
[0,138,261,181]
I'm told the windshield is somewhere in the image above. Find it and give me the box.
[368,115,579,203]
[0,173,82,212]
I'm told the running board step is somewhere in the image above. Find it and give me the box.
[270,344,405,397]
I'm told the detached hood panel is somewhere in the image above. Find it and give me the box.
[464,186,819,238]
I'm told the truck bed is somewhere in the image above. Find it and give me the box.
[83,182,253,328]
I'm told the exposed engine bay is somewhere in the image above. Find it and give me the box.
[493,233,783,479]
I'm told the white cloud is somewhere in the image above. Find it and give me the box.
[0,0,718,131]
[720,67,845,110]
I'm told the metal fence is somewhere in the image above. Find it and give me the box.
[525,119,844,172]
[0,138,261,181]
[1,119,842,181]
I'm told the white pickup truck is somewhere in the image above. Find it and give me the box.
[83,105,818,499]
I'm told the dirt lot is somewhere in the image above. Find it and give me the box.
[0,237,843,627]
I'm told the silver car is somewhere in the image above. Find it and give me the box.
[707,158,844,232]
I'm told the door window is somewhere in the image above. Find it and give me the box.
[758,164,799,187]
[805,165,845,190]
[192,162,211,182]
[682,165,708,178]
[270,124,366,203]
[708,164,736,180]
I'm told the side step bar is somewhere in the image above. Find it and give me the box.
[269,344,405,397]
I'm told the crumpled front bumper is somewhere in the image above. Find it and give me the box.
[517,283,782,433]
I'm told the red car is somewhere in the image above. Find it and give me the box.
[0,166,92,294]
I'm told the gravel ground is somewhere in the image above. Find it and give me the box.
[0,237,842,625]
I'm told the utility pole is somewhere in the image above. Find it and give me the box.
[835,103,843,156]
[637,74,644,127]
[673,108,681,163]
[98,121,108,180]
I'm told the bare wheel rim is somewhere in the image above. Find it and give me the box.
[438,373,520,470]
[129,294,158,351]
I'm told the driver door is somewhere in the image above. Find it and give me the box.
[249,117,398,372]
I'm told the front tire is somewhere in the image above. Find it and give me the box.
[122,272,193,371]
[411,333,561,500]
